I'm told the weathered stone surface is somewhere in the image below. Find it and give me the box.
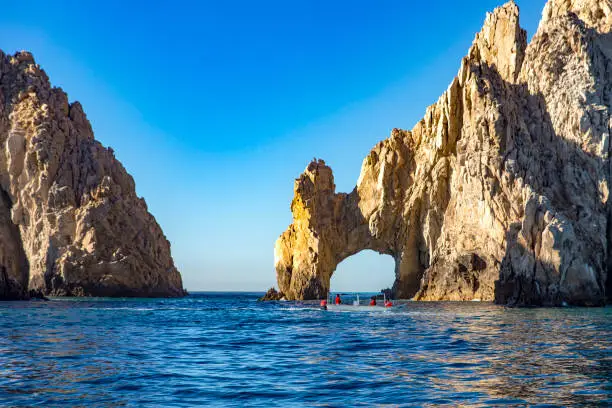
[274,0,612,306]
[0,49,185,298]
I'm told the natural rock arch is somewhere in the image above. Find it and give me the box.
[273,156,430,301]
[273,155,492,301]
[274,0,612,306]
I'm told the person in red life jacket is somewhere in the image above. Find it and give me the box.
[320,299,327,310]
[335,294,342,305]
[369,296,377,306]
[384,300,393,307]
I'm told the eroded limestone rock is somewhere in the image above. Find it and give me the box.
[0,50,185,298]
[275,0,612,306]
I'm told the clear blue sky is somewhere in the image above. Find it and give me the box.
[1,0,546,292]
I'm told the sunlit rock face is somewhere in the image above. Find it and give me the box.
[275,0,612,306]
[0,50,185,298]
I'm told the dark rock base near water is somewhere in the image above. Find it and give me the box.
[258,288,285,301]
[0,270,48,301]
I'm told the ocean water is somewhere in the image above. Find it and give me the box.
[0,292,610,407]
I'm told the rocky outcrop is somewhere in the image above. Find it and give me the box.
[258,287,285,301]
[0,50,185,298]
[274,0,612,306]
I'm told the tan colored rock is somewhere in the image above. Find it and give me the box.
[542,0,612,32]
[0,49,185,298]
[275,0,611,306]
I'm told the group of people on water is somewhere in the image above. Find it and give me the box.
[320,294,392,309]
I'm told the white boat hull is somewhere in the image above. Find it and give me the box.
[324,304,391,312]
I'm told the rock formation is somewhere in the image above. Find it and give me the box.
[0,50,185,298]
[274,0,612,306]
[258,287,285,301]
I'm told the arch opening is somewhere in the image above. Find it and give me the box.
[329,250,396,297]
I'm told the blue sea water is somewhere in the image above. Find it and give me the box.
[0,292,610,407]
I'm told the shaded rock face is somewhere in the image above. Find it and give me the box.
[275,0,612,306]
[0,50,185,298]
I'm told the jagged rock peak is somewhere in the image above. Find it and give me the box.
[0,49,185,298]
[470,1,527,83]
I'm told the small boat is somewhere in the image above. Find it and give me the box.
[324,304,390,312]
[322,292,394,312]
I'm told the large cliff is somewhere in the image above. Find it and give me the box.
[274,0,612,306]
[0,50,185,298]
